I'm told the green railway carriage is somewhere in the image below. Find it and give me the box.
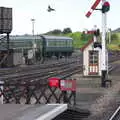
[42,35,74,58]
[9,35,42,50]
[0,35,74,64]
[9,35,43,59]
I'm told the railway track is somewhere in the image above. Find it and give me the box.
[0,56,82,76]
[109,106,120,120]
[0,62,82,83]
[0,50,118,76]
[53,108,90,120]
[4,65,82,85]
[0,51,119,85]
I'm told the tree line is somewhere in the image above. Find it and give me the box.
[45,27,72,35]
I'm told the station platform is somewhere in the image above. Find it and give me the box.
[0,104,67,120]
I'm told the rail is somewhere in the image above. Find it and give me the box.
[109,106,120,120]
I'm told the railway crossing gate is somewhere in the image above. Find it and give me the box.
[0,78,76,105]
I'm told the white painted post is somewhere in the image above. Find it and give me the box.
[101,0,107,87]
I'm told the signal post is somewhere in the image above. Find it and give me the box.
[101,0,107,87]
[85,0,110,87]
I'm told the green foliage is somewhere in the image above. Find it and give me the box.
[108,32,120,51]
[107,44,120,51]
[62,28,72,34]
[45,28,72,35]
[111,33,119,43]
[80,32,93,41]
[45,29,62,35]
[66,32,81,48]
[65,32,93,48]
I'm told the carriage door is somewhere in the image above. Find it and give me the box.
[89,50,99,75]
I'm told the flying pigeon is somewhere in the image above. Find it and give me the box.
[47,5,55,12]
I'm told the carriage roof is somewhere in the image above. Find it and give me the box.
[9,35,72,40]
[9,35,42,40]
[41,35,73,40]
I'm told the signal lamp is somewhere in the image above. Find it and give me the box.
[102,1,110,13]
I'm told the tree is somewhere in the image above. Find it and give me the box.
[63,28,72,34]
[45,29,62,35]
[52,29,62,34]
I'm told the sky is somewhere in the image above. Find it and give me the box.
[0,0,120,35]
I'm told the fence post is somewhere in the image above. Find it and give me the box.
[0,81,4,104]
[26,85,31,104]
[73,91,76,105]
[63,91,68,103]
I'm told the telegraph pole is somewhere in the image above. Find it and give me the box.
[31,18,35,36]
[31,18,36,61]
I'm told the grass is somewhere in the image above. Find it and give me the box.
[107,44,120,51]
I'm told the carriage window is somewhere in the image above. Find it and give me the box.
[67,40,72,47]
[56,40,60,47]
[47,40,56,47]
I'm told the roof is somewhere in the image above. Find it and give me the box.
[80,39,94,52]
[9,35,72,41]
[41,35,73,40]
[10,35,42,40]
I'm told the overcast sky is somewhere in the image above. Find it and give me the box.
[1,0,119,35]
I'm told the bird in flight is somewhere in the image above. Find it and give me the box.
[47,5,55,12]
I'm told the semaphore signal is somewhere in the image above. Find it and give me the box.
[85,0,110,87]
[86,0,101,17]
